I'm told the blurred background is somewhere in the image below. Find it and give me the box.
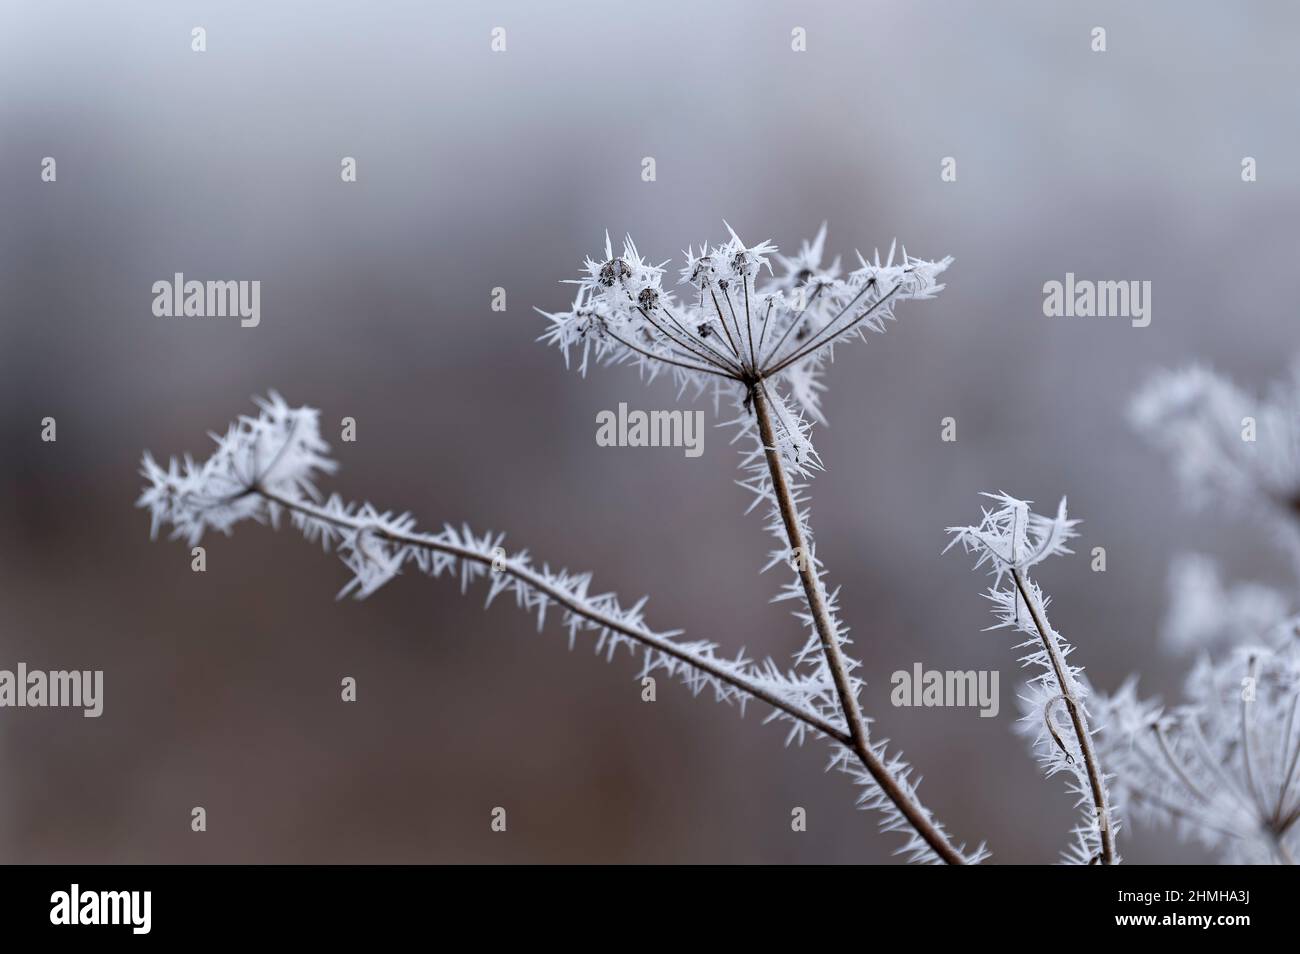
[1,0,1297,863]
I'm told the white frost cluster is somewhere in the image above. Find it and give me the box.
[538,223,951,474]
[1100,359,1300,863]
[947,493,1119,864]
[1099,644,1300,864]
[1130,361,1300,566]
[1159,554,1292,657]
[137,392,336,545]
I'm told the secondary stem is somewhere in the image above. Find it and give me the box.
[750,384,968,865]
[1011,567,1116,864]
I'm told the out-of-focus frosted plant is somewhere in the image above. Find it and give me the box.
[1159,554,1291,657]
[1101,646,1300,864]
[1130,362,1300,566]
[946,494,1118,864]
[140,225,988,865]
[1102,359,1300,864]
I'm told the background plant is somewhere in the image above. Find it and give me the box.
[1097,362,1300,864]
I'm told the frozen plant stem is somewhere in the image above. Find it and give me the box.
[947,493,1115,863]
[534,225,973,862]
[751,384,967,865]
[256,486,851,744]
[1011,567,1114,864]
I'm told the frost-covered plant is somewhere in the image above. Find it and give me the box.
[1101,646,1300,864]
[138,393,856,740]
[140,225,987,865]
[538,224,950,470]
[1159,554,1291,657]
[946,494,1118,864]
[534,225,979,864]
[1101,359,1300,864]
[1130,361,1300,567]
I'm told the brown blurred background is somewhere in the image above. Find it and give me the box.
[1,1,1297,863]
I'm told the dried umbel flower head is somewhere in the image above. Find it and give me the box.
[1100,644,1300,864]
[535,224,980,866]
[538,223,951,474]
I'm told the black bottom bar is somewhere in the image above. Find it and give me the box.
[0,864,1280,940]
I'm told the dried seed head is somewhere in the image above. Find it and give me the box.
[599,258,632,287]
[637,287,659,311]
[689,256,713,286]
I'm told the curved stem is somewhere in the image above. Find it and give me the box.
[750,386,969,865]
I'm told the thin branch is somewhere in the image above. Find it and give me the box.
[1274,693,1300,821]
[1184,715,1259,817]
[256,487,852,747]
[625,293,743,375]
[756,296,775,359]
[1240,656,1271,820]
[706,287,743,363]
[651,303,745,376]
[1010,567,1116,864]
[763,280,903,378]
[1124,787,1250,843]
[1153,722,1212,804]
[750,385,968,865]
[742,275,756,372]
[760,280,825,371]
[719,282,749,374]
[602,325,737,381]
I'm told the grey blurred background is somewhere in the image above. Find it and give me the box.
[1,0,1296,863]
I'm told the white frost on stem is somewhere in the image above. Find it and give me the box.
[537,224,982,864]
[138,393,856,749]
[1099,645,1300,864]
[1108,358,1300,863]
[1130,361,1300,569]
[946,493,1119,864]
